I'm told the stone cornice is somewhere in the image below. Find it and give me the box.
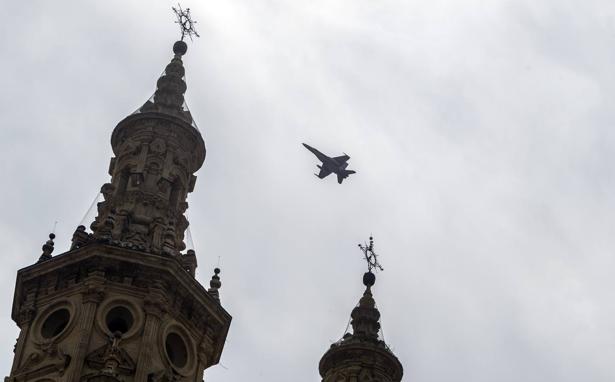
[111,112,205,171]
[319,341,403,382]
[12,243,231,366]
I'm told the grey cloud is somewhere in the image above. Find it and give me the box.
[1,1,614,381]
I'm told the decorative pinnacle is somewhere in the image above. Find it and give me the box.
[173,4,200,42]
[208,267,222,302]
[38,233,56,263]
[358,236,383,274]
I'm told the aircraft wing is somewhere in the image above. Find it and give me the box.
[317,167,332,179]
[303,143,329,163]
[311,150,329,163]
[333,155,349,164]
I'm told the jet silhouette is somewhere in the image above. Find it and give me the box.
[303,143,356,184]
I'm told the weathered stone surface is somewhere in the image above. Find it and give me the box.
[88,49,205,258]
[8,244,231,382]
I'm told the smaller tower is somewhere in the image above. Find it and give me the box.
[319,239,403,382]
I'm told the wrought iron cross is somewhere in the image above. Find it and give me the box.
[358,236,383,272]
[173,3,200,41]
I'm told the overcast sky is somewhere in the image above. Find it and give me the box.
[1,0,615,381]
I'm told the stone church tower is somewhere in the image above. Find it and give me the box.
[319,270,403,382]
[6,40,231,381]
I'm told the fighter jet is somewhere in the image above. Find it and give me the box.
[303,143,356,184]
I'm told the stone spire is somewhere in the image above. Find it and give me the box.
[349,271,381,341]
[319,271,403,382]
[88,40,206,258]
[140,41,194,125]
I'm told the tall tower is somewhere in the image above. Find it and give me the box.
[319,240,403,382]
[7,34,231,382]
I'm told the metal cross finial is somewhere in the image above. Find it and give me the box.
[358,236,383,272]
[172,3,200,41]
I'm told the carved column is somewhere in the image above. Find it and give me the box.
[134,284,167,382]
[10,302,36,375]
[66,270,105,382]
[195,340,209,381]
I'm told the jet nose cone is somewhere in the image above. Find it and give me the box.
[302,143,311,149]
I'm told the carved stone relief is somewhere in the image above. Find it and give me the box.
[89,116,204,259]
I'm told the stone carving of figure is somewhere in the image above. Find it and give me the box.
[175,202,189,251]
[162,225,177,257]
[91,184,115,235]
[150,217,165,254]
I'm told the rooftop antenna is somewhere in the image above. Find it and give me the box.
[172,3,200,42]
[358,236,383,273]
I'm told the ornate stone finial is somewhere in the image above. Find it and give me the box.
[37,233,55,263]
[207,268,221,302]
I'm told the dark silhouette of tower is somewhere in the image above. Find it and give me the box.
[6,39,231,382]
[319,271,403,382]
